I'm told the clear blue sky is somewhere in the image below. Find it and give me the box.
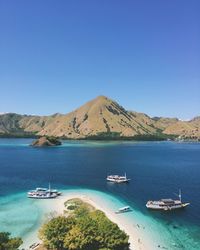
[0,0,199,119]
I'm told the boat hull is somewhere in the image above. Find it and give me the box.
[115,209,132,214]
[27,194,58,199]
[107,178,130,183]
[146,203,190,210]
[27,185,61,199]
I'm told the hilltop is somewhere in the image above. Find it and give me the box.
[0,96,199,140]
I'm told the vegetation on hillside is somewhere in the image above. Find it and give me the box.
[39,199,129,250]
[86,132,177,141]
[0,232,22,250]
[45,136,62,144]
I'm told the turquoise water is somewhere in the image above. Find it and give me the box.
[0,139,199,249]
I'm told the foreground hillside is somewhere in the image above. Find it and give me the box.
[0,96,199,140]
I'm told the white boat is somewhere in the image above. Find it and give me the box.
[27,183,60,199]
[27,191,57,199]
[146,190,190,211]
[115,206,131,214]
[30,187,62,196]
[107,173,130,183]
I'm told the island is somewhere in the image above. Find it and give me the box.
[5,190,171,250]
[31,136,62,147]
[38,198,130,250]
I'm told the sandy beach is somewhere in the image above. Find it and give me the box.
[29,191,163,250]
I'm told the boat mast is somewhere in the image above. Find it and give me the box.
[49,182,51,191]
[179,189,182,202]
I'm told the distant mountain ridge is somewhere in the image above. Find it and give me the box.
[0,96,199,140]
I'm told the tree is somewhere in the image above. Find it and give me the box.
[64,215,99,250]
[39,216,75,250]
[39,199,130,250]
[64,226,91,250]
[0,232,22,250]
[88,210,129,250]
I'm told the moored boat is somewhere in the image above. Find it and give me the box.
[27,191,58,199]
[27,183,61,199]
[146,190,190,211]
[107,173,130,183]
[28,187,62,196]
[115,206,131,214]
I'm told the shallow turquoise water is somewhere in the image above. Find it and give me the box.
[0,139,199,249]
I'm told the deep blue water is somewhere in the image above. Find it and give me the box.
[0,138,200,248]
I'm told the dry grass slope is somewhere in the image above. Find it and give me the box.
[0,96,199,140]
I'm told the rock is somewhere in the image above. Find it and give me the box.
[31,136,62,147]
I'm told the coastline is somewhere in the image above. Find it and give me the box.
[22,190,167,250]
[43,193,135,250]
[1,188,198,250]
[1,140,199,250]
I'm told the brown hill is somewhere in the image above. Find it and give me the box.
[38,96,159,138]
[0,96,199,140]
[0,113,51,136]
[152,117,179,130]
[163,117,200,139]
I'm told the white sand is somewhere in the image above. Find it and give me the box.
[22,191,168,250]
[38,192,156,250]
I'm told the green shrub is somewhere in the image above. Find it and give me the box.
[0,232,22,250]
[39,201,129,250]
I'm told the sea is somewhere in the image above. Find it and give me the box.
[0,138,199,249]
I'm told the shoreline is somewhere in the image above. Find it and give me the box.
[23,190,166,250]
[2,188,196,250]
[51,193,135,250]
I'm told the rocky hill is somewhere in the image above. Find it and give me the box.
[163,117,200,140]
[38,96,161,139]
[0,96,199,140]
[0,113,52,136]
[31,136,62,147]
